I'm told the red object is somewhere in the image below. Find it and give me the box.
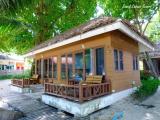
[16,62,24,70]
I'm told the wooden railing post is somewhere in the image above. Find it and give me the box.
[73,86,75,100]
[79,83,83,102]
[42,82,111,102]
[109,81,111,93]
[27,78,30,85]
[44,83,46,92]
[22,79,24,88]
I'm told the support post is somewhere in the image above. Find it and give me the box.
[41,58,44,84]
[79,83,83,102]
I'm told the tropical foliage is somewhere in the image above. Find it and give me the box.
[133,71,159,101]
[0,69,31,80]
[99,0,160,34]
[0,0,159,54]
[0,0,97,54]
[133,79,159,101]
[146,12,160,43]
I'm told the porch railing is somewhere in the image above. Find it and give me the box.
[12,79,30,88]
[44,82,111,102]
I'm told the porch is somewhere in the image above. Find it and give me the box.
[44,81,111,102]
[11,74,40,89]
[11,79,30,88]
[42,84,135,117]
[11,79,43,93]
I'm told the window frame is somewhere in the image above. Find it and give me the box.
[85,49,92,76]
[74,51,84,80]
[114,49,119,70]
[42,56,58,79]
[60,46,106,81]
[36,59,41,77]
[114,49,124,71]
[133,55,139,71]
[52,56,58,80]
[119,50,124,70]
[95,47,105,75]
[48,57,53,78]
[61,54,67,80]
[43,58,49,78]
[67,53,73,80]
[40,45,106,81]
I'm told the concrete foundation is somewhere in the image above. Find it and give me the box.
[42,87,136,117]
[10,85,32,93]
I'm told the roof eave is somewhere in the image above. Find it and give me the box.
[24,21,154,57]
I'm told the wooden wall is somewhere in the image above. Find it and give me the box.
[107,30,140,92]
[35,33,111,84]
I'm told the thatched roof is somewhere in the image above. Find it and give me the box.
[29,17,154,53]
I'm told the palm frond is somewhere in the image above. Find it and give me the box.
[0,16,22,27]
[0,0,37,17]
[0,0,36,11]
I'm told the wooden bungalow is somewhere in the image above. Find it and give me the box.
[24,17,154,117]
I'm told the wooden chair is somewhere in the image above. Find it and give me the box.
[85,75,103,84]
[29,74,39,84]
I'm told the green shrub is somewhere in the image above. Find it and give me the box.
[140,70,155,81]
[0,70,31,80]
[133,79,159,101]
[12,70,31,79]
[0,75,13,80]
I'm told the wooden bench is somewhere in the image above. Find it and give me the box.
[85,75,103,84]
[29,74,39,84]
[44,78,54,83]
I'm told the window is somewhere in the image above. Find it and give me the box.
[133,56,138,70]
[37,59,41,77]
[119,51,123,70]
[53,57,57,79]
[67,54,73,80]
[0,65,1,70]
[61,55,67,80]
[49,58,52,78]
[114,49,119,70]
[32,60,35,75]
[2,65,5,70]
[85,49,91,75]
[114,49,124,71]
[6,66,9,70]
[133,56,135,70]
[136,56,138,70]
[75,52,83,81]
[43,59,48,78]
[96,48,104,75]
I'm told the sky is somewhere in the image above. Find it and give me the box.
[9,54,24,60]
[96,6,104,16]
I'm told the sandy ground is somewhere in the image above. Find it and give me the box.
[0,80,160,120]
[0,80,12,96]
[85,88,160,120]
